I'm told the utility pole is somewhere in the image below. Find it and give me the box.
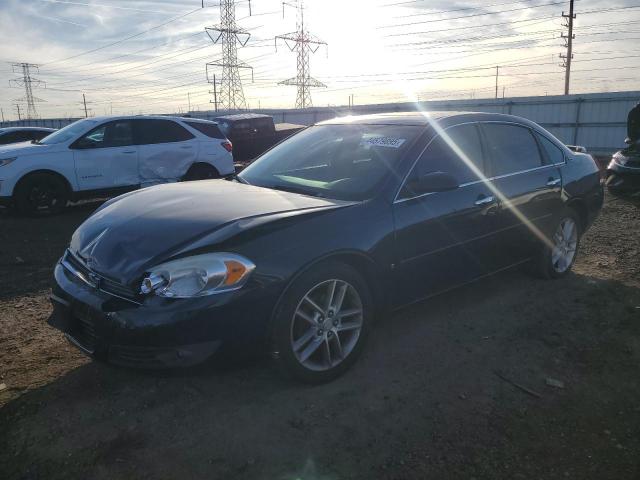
[560,0,575,95]
[0,108,4,123]
[495,66,499,99]
[15,103,21,121]
[205,0,253,111]
[9,63,44,119]
[187,92,191,112]
[82,93,88,118]
[275,0,327,109]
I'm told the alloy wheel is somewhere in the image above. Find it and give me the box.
[551,217,578,273]
[290,279,363,372]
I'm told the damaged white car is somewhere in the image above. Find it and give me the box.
[0,115,235,215]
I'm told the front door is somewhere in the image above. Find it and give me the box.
[392,123,501,306]
[72,120,138,191]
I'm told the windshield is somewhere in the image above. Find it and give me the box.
[238,124,421,201]
[37,119,97,145]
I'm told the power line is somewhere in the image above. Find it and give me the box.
[42,7,201,66]
[380,0,577,29]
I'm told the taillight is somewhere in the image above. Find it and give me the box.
[221,141,232,153]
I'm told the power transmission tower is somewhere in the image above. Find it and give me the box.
[9,63,45,119]
[205,0,253,111]
[560,0,575,95]
[275,0,327,109]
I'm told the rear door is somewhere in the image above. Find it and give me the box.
[480,122,563,267]
[134,119,197,184]
[392,123,501,306]
[72,120,138,191]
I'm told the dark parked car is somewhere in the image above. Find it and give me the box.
[211,113,304,163]
[48,112,603,383]
[605,141,640,195]
[0,127,55,145]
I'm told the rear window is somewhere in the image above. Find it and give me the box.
[134,119,195,144]
[185,121,225,139]
[482,123,543,176]
[536,133,565,165]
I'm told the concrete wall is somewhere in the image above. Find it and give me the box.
[3,90,638,154]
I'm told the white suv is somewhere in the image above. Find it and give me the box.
[0,115,235,215]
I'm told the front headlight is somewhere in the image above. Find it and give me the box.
[140,253,255,298]
[0,157,17,167]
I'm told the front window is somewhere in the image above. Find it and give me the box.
[238,124,421,201]
[37,119,97,145]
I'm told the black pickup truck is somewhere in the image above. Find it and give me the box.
[210,113,305,165]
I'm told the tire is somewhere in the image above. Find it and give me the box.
[531,208,581,279]
[271,261,373,384]
[605,174,627,197]
[182,164,220,181]
[14,173,69,216]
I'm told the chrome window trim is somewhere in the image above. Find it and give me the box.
[394,120,564,204]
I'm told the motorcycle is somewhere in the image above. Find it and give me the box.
[605,138,640,196]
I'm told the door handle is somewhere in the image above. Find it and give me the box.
[547,177,561,186]
[474,195,495,206]
[121,150,136,154]
[179,146,193,149]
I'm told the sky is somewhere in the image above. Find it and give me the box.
[0,0,639,119]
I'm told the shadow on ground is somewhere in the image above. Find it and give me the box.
[2,269,639,480]
[0,201,103,301]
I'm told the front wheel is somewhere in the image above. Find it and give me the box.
[271,261,373,384]
[14,173,69,216]
[531,210,581,279]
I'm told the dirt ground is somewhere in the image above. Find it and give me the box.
[1,194,639,480]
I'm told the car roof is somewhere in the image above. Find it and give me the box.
[317,111,539,128]
[0,126,56,132]
[211,113,271,121]
[86,115,217,124]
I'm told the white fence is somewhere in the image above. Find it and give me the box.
[3,90,638,154]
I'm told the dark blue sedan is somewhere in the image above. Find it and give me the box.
[48,112,604,383]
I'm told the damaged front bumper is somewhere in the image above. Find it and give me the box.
[48,259,278,368]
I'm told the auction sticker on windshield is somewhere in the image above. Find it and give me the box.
[363,136,406,148]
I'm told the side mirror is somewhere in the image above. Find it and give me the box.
[409,171,459,195]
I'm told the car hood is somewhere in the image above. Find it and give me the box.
[0,141,57,157]
[70,180,352,283]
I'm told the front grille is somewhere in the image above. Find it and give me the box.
[63,250,139,302]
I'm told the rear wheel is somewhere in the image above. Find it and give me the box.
[14,173,69,216]
[182,164,220,181]
[271,261,373,384]
[531,209,581,279]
